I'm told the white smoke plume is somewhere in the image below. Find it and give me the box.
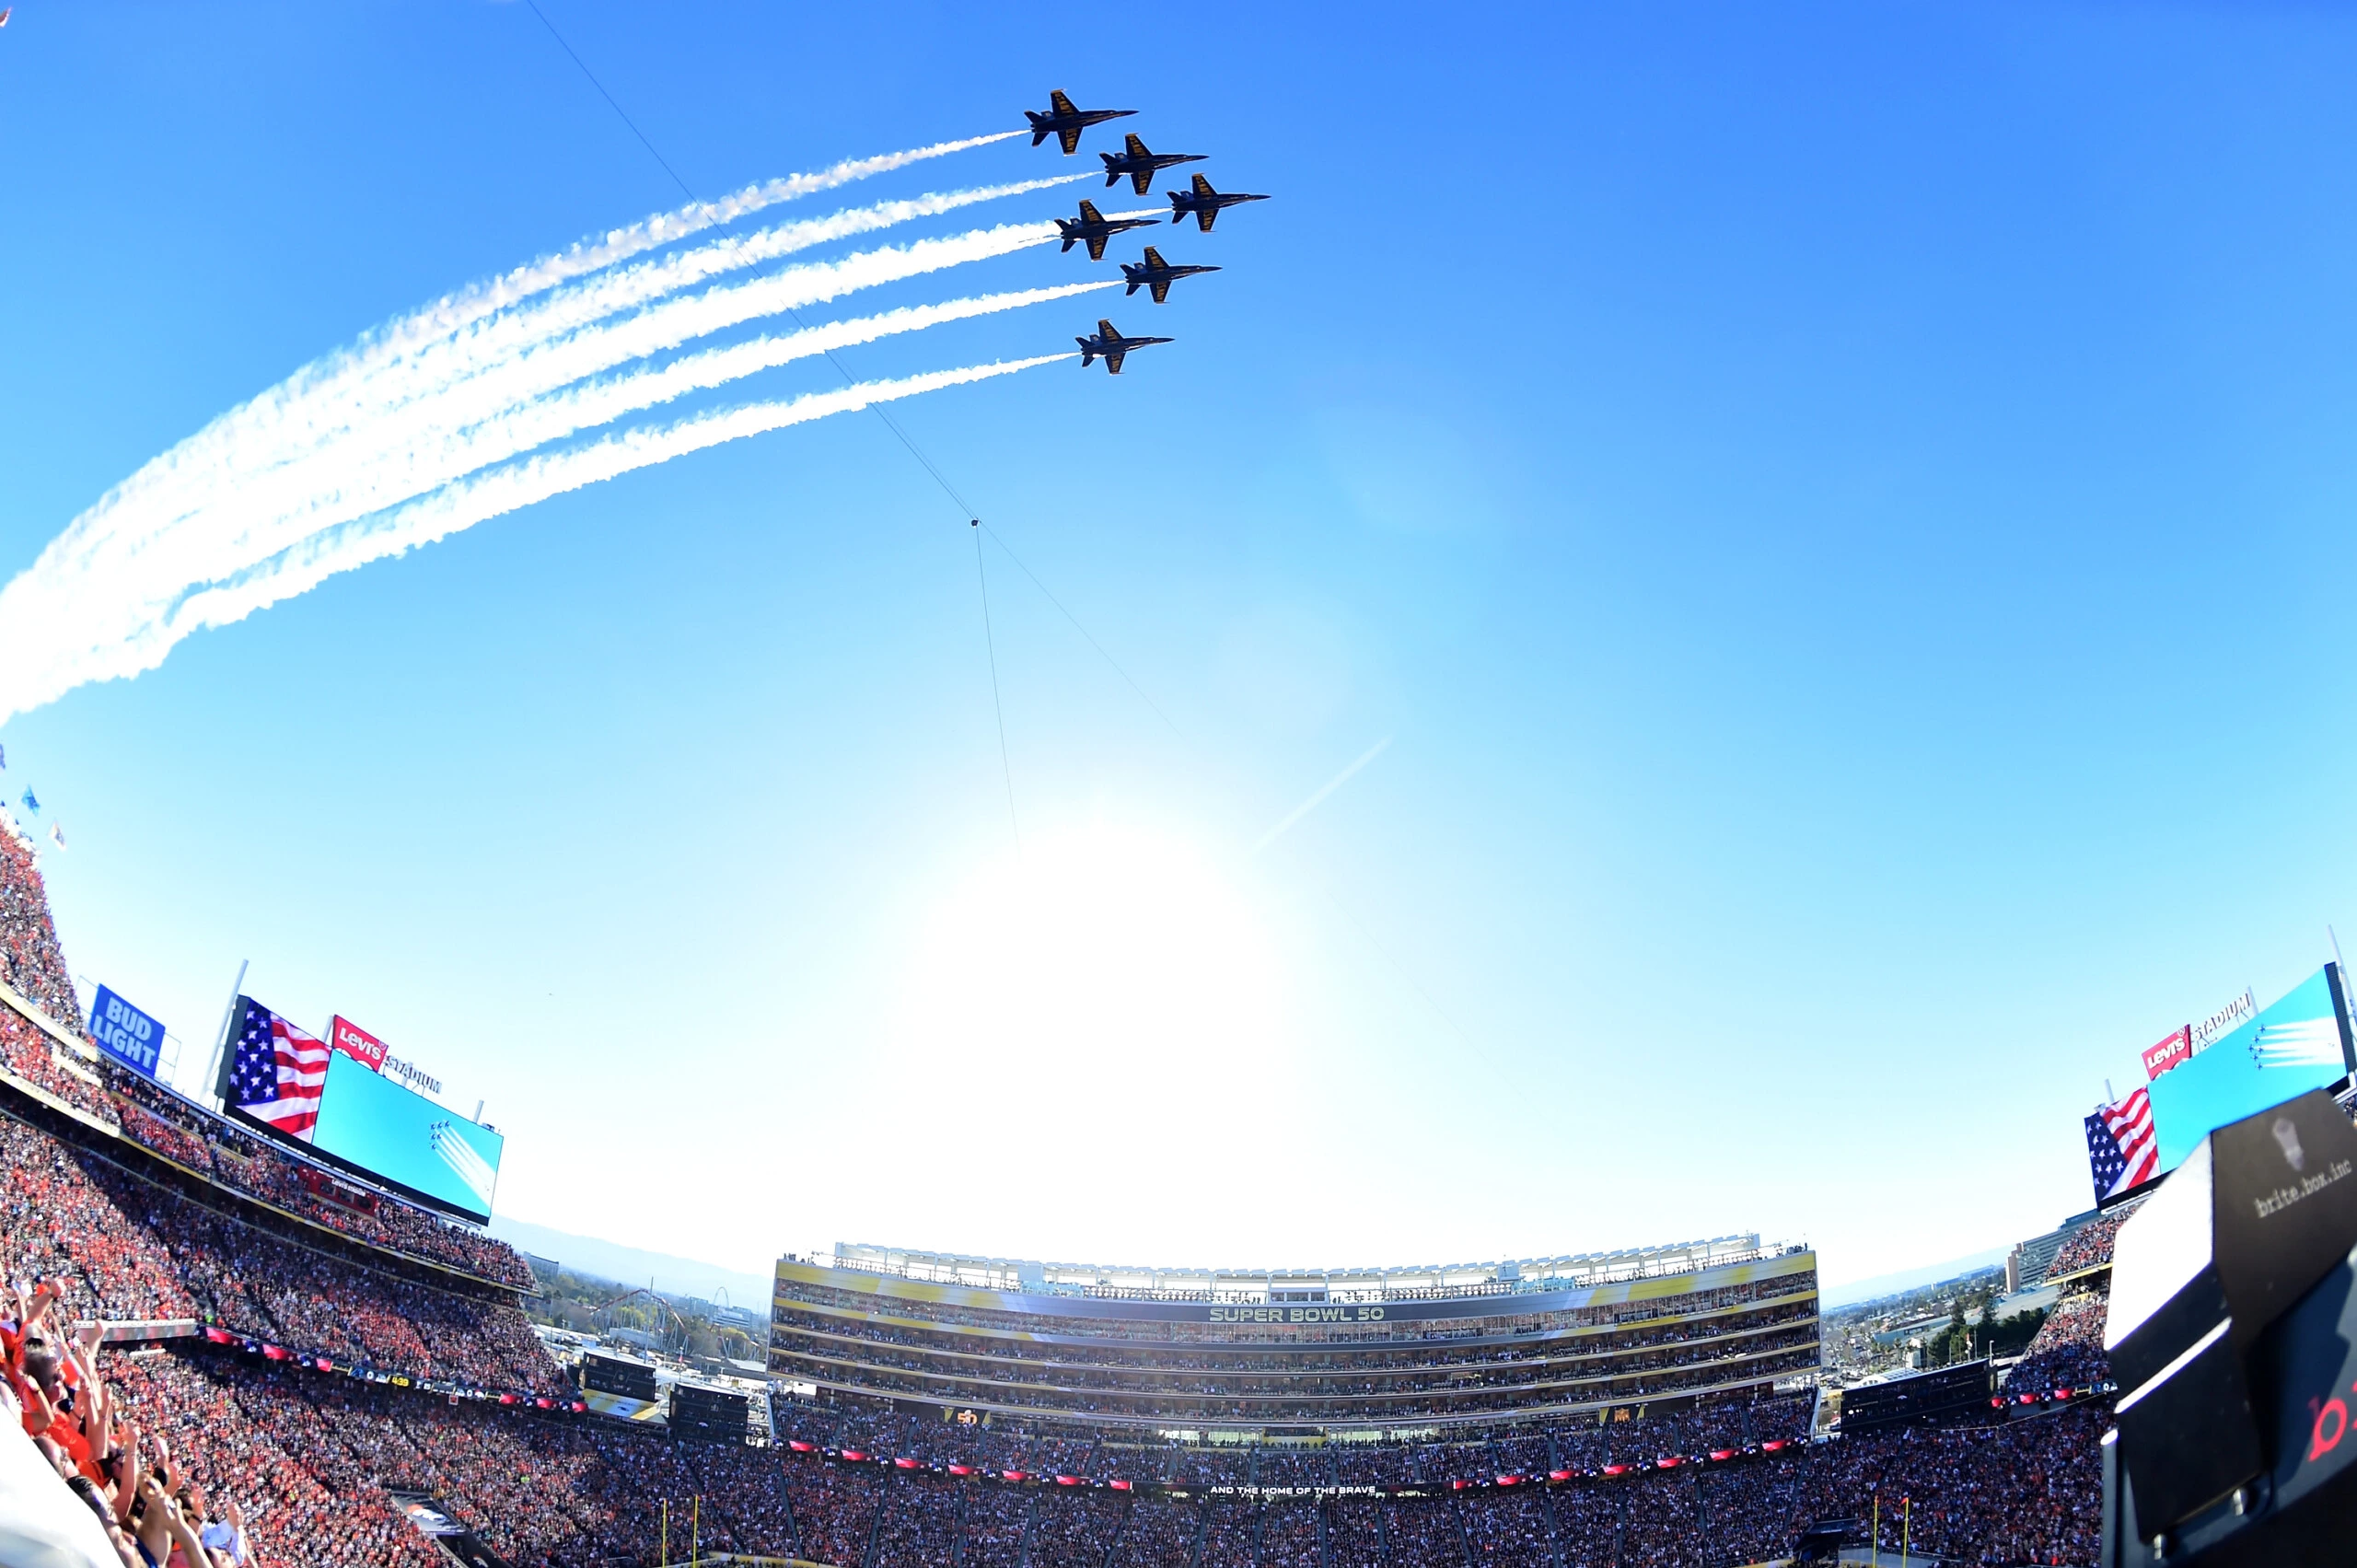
[75,180,1083,586]
[154,356,1074,673]
[0,130,1103,723]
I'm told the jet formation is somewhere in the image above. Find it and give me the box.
[1028,91,1268,374]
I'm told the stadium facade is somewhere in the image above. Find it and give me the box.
[769,1237,1822,1434]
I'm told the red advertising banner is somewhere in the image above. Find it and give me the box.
[2141,1025,2191,1081]
[329,1015,388,1073]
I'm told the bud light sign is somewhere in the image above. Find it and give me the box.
[89,985,165,1077]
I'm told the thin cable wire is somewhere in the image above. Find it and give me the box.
[520,0,1025,839]
[519,4,1469,1046]
[971,524,1021,850]
[977,520,1182,738]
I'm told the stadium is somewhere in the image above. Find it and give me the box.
[2,816,2132,1567]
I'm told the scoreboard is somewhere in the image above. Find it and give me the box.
[581,1352,659,1404]
[669,1382,752,1444]
[1840,1360,1991,1434]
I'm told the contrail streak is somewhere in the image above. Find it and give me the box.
[156,357,1076,672]
[60,221,1080,617]
[1253,738,1396,853]
[81,180,1083,568]
[201,280,1120,585]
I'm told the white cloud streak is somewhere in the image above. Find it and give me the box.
[72,180,1081,596]
[0,130,1086,723]
[157,356,1075,666]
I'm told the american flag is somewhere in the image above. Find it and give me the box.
[2084,1088,2158,1203]
[227,998,330,1141]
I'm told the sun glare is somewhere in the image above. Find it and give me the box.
[890,823,1291,1112]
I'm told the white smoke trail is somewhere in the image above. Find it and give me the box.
[80,179,1084,575]
[227,219,1082,543]
[32,219,1080,640]
[0,354,1073,717]
[238,131,1028,438]
[157,356,1076,674]
[255,282,1119,549]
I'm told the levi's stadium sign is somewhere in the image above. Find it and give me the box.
[329,1015,388,1072]
[2142,1028,2191,1082]
[2142,988,2261,1082]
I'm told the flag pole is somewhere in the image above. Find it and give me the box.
[203,959,248,1107]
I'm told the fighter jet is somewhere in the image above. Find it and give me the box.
[1120,246,1220,304]
[1098,134,1205,196]
[1026,90,1136,156]
[1168,173,1269,233]
[1056,199,1159,261]
[1076,319,1171,375]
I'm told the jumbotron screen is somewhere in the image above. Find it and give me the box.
[308,1051,505,1223]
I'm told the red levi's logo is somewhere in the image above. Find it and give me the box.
[329,1016,388,1072]
[2142,1027,2191,1081]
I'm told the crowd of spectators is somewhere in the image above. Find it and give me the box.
[107,1074,537,1289]
[0,826,84,1032]
[1,1109,564,1397]
[2047,1202,2142,1278]
[2001,1292,2111,1400]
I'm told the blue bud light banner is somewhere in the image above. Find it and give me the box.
[88,984,166,1077]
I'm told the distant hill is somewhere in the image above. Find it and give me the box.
[488,1214,773,1307]
[1821,1246,2010,1309]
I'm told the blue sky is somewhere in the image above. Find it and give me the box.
[6,1,2357,1289]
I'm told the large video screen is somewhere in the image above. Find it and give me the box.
[308,1051,505,1223]
[2146,964,2355,1172]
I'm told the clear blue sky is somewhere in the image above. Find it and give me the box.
[6,1,2357,1289]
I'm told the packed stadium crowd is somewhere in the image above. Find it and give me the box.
[0,828,84,1031]
[2045,1202,2141,1279]
[770,1294,1822,1376]
[1999,1293,2111,1402]
[0,1111,563,1397]
[1,804,2128,1565]
[771,1332,1824,1423]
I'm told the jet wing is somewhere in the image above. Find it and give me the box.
[1131,168,1154,196]
[1076,199,1104,222]
[1085,233,1109,261]
[1050,90,1078,116]
[1059,126,1082,156]
[1124,133,1149,157]
[1097,320,1119,339]
[1149,281,1170,305]
[1194,207,1218,233]
[1190,173,1215,196]
[1104,351,1126,375]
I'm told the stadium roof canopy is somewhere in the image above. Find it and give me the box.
[822,1235,1795,1303]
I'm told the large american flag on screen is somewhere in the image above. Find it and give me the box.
[2084,1088,2159,1203]
[227,998,330,1141]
